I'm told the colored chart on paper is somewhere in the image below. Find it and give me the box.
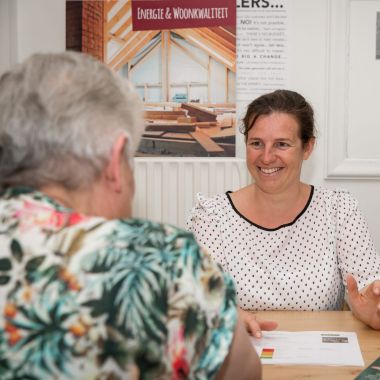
[260,348,275,359]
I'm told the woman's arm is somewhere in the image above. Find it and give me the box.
[215,315,261,380]
[335,191,380,329]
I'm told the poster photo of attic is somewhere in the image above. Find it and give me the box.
[66,0,236,157]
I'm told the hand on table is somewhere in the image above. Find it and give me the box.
[238,308,278,338]
[346,274,380,330]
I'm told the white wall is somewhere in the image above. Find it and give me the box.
[0,0,65,67]
[1,0,380,249]
[0,0,12,74]
[289,0,380,250]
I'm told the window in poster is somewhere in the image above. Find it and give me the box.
[326,0,380,178]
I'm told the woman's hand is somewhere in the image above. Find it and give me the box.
[346,274,380,330]
[238,308,278,338]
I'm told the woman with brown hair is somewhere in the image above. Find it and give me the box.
[188,89,380,338]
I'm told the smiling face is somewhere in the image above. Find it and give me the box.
[246,112,314,195]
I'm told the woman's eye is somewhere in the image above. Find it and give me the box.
[250,141,263,148]
[276,142,290,149]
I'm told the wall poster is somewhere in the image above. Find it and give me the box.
[107,0,236,157]
[66,0,292,157]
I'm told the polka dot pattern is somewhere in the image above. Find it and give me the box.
[187,187,380,311]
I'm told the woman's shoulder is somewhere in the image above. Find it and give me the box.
[194,192,230,209]
[313,186,358,210]
[112,218,195,241]
[79,218,204,270]
[189,192,230,222]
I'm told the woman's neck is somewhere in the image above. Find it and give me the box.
[253,182,309,210]
[39,183,97,216]
[231,182,312,228]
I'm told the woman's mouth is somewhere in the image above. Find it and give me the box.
[258,167,282,175]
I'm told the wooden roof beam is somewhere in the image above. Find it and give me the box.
[198,28,235,52]
[112,31,159,71]
[108,34,126,45]
[105,0,118,14]
[192,28,235,59]
[209,27,236,45]
[106,1,131,34]
[111,12,132,40]
[108,30,145,67]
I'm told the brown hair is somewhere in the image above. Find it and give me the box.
[241,89,316,145]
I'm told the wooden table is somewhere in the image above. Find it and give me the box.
[255,311,380,379]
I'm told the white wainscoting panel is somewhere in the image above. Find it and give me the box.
[326,0,380,179]
[133,158,250,228]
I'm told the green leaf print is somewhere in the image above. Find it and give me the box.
[89,254,167,343]
[0,258,12,271]
[83,223,170,344]
[83,286,115,318]
[0,275,10,285]
[25,256,45,272]
[0,359,10,378]
[97,326,131,369]
[24,256,46,283]
[10,293,77,378]
[10,239,23,262]
[0,331,11,376]
[183,305,206,338]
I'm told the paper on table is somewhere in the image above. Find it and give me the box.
[251,331,364,366]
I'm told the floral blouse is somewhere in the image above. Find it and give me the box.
[0,188,237,380]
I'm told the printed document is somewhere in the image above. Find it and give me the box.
[251,331,364,366]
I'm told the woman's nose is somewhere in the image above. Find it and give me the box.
[261,146,276,163]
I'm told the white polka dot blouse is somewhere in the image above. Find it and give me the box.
[187,186,380,311]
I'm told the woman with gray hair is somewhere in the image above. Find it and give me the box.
[0,52,260,380]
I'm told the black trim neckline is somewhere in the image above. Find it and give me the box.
[226,185,314,231]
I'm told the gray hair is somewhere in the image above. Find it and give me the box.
[0,51,144,190]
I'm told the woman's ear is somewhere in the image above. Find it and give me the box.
[105,134,128,193]
[303,137,315,160]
